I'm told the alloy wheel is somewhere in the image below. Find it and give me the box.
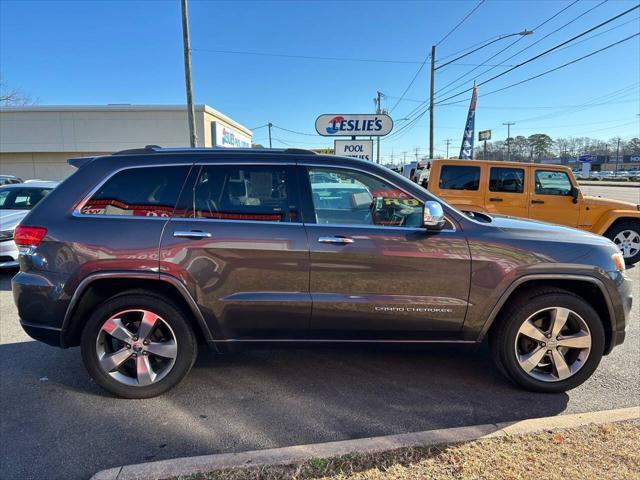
[96,309,178,387]
[613,229,640,259]
[514,307,591,383]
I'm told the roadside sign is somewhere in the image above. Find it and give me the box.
[578,154,594,163]
[315,114,393,137]
[334,140,373,160]
[478,130,491,141]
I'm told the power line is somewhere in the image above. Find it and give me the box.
[435,5,640,104]
[271,124,320,137]
[433,0,581,98]
[435,0,608,100]
[389,0,486,113]
[191,47,426,65]
[436,0,486,46]
[388,54,430,113]
[448,33,639,103]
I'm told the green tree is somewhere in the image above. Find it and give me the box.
[527,134,554,162]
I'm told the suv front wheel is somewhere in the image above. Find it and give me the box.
[491,289,605,393]
[80,293,197,398]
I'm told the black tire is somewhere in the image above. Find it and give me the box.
[81,292,197,398]
[604,220,640,265]
[490,288,605,393]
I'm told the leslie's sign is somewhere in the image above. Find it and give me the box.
[315,114,393,137]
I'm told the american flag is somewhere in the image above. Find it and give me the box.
[459,82,477,160]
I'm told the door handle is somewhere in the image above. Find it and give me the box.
[531,200,545,205]
[173,230,212,239]
[488,197,503,202]
[318,236,355,245]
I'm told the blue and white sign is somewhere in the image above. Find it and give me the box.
[578,154,595,163]
[315,114,393,137]
[212,122,252,148]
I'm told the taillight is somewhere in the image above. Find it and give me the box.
[14,226,47,247]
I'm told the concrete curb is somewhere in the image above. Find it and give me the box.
[578,181,640,188]
[91,406,640,480]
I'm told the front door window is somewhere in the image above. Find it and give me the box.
[308,167,423,227]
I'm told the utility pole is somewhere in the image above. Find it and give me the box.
[444,139,452,159]
[181,0,197,147]
[268,122,273,148]
[375,91,383,164]
[503,121,515,161]
[415,147,419,162]
[615,137,621,173]
[429,45,436,159]
[427,31,533,162]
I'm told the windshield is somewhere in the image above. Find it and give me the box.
[0,187,52,210]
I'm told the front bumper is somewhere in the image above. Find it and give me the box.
[608,270,633,351]
[0,239,18,268]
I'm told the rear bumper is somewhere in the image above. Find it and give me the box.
[20,321,63,347]
[12,270,68,347]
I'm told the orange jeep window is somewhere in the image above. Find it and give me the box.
[489,167,524,193]
[439,165,480,191]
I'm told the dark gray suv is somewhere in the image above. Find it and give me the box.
[12,146,633,398]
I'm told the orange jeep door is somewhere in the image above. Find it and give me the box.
[484,165,528,218]
[529,168,579,227]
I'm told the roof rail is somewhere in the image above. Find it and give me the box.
[110,146,318,156]
[283,148,317,155]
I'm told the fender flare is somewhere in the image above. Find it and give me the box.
[591,211,640,236]
[476,273,616,349]
[60,271,214,346]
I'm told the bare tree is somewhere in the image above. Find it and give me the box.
[0,79,33,106]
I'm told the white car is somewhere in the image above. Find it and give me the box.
[0,181,58,267]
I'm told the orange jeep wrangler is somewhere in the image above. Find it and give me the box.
[426,159,640,264]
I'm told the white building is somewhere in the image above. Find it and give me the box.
[0,104,253,180]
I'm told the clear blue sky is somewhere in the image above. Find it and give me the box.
[1,0,638,161]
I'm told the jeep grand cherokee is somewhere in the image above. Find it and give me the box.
[12,146,633,398]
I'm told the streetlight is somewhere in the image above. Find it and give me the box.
[428,29,534,159]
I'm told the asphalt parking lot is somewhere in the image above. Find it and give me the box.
[1,185,638,480]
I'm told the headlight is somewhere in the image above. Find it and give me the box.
[611,252,625,272]
[0,229,14,241]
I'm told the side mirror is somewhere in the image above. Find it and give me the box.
[570,186,580,204]
[423,201,446,231]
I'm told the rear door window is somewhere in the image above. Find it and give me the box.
[439,165,480,190]
[81,166,190,216]
[489,167,524,193]
[175,164,298,222]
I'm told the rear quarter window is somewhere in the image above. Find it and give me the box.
[439,165,481,191]
[81,166,190,217]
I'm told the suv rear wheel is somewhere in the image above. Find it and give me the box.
[490,289,605,393]
[80,293,197,398]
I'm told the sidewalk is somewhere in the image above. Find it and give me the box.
[92,407,640,480]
